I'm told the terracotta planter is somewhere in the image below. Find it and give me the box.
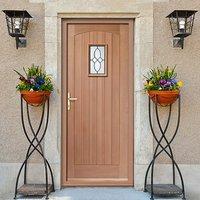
[147,90,180,106]
[20,91,51,106]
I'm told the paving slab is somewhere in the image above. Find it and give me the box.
[1,187,181,200]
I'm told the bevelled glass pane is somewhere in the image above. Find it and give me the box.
[89,45,105,75]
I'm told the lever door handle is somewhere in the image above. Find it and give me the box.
[68,97,78,101]
[68,92,77,110]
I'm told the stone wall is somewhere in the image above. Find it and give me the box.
[42,0,154,192]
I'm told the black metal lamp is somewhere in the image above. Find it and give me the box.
[3,10,32,49]
[166,10,197,49]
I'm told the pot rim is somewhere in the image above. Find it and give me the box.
[20,90,51,94]
[147,90,180,94]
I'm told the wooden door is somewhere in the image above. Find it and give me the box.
[62,19,134,186]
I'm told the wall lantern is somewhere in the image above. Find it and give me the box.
[166,10,197,49]
[2,10,32,49]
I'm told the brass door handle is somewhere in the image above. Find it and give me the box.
[68,92,77,110]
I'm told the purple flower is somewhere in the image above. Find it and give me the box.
[159,79,167,86]
[159,79,174,88]
[29,78,35,84]
[164,81,172,87]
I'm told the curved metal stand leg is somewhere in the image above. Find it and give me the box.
[144,96,186,200]
[144,97,172,191]
[14,97,54,199]
[26,102,49,199]
[23,102,46,185]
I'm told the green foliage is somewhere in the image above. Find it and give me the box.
[14,64,54,92]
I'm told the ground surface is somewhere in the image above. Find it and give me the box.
[1,187,181,200]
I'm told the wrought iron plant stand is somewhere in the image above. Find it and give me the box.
[144,95,186,200]
[14,95,54,199]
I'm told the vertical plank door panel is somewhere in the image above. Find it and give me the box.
[62,19,134,186]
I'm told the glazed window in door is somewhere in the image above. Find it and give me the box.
[89,45,107,76]
[62,19,134,186]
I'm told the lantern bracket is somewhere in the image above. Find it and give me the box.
[15,37,27,49]
[173,37,184,49]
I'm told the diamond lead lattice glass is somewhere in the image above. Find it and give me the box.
[89,45,106,75]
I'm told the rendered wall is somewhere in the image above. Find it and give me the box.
[154,0,200,164]
[0,0,45,195]
[153,1,200,199]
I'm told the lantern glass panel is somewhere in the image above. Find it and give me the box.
[167,10,197,38]
[6,16,30,37]
[178,18,186,32]
[3,10,32,38]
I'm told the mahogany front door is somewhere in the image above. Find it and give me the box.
[62,19,134,186]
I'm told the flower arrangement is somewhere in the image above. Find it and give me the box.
[143,66,183,106]
[144,66,183,91]
[14,64,53,92]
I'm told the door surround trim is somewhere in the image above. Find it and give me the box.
[61,18,134,187]
[58,12,139,19]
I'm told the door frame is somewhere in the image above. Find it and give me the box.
[61,18,134,187]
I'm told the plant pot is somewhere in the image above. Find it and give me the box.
[147,90,180,106]
[20,91,51,106]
